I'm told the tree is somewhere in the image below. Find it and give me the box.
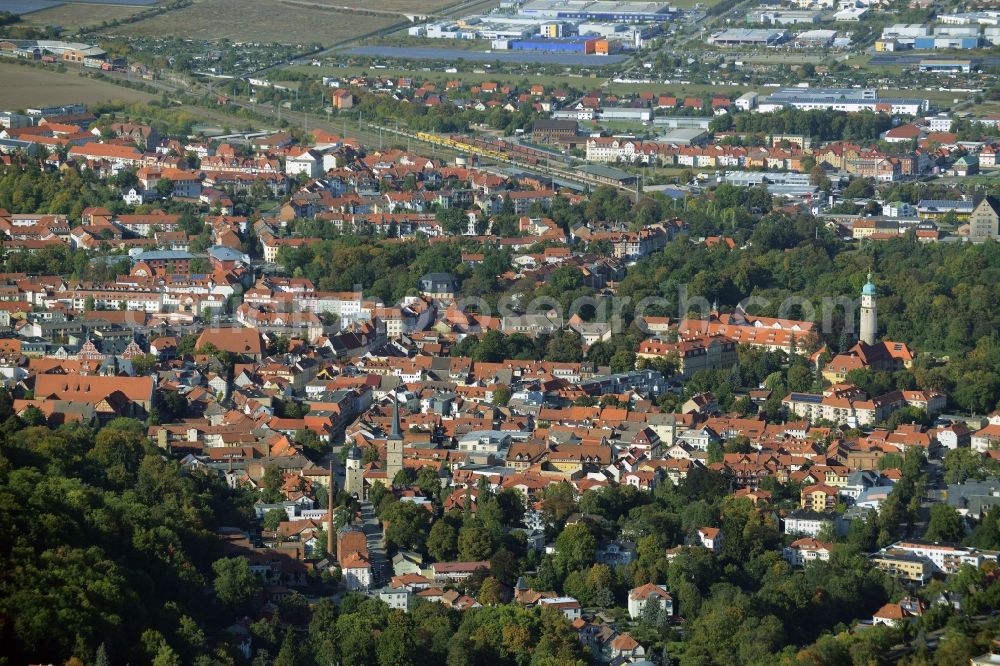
[377,613,416,666]
[174,615,205,658]
[723,435,753,454]
[554,523,597,575]
[610,349,637,373]
[309,599,340,664]
[88,424,146,487]
[640,591,668,630]
[383,501,430,553]
[262,508,286,532]
[436,207,467,235]
[843,177,875,199]
[20,405,46,427]
[152,644,181,666]
[212,557,261,610]
[924,503,965,543]
[392,469,412,488]
[848,512,879,552]
[155,178,174,200]
[261,464,284,504]
[479,576,504,605]
[130,353,157,376]
[787,364,814,393]
[175,334,199,357]
[546,332,584,363]
[943,447,997,485]
[368,481,388,510]
[492,385,511,407]
[809,165,832,192]
[542,481,578,524]
[295,429,324,458]
[94,643,110,666]
[457,524,494,561]
[274,628,304,666]
[427,519,458,562]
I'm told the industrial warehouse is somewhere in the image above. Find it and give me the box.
[408,0,672,52]
[516,0,673,21]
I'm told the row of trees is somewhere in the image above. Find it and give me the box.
[716,107,894,144]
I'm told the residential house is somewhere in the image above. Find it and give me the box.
[628,583,673,619]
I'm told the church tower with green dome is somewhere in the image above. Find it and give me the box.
[860,271,877,346]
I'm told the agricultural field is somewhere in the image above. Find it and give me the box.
[0,62,155,108]
[294,0,456,11]
[19,2,150,31]
[114,0,436,45]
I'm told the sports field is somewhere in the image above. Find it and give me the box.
[0,62,155,109]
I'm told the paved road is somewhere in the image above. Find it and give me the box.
[359,501,390,587]
[869,54,1000,67]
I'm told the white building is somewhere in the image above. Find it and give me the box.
[758,88,927,116]
[378,585,412,611]
[300,291,364,322]
[888,540,992,574]
[783,537,833,566]
[123,188,145,205]
[628,583,673,619]
[696,527,721,552]
[783,510,834,537]
[457,430,514,454]
[926,113,953,132]
[882,201,916,217]
[341,552,373,590]
[735,92,758,111]
[285,148,323,179]
[537,597,582,621]
[972,424,1000,452]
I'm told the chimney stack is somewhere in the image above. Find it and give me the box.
[327,460,335,557]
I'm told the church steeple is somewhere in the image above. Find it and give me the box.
[390,393,402,440]
[386,393,403,483]
[860,270,877,346]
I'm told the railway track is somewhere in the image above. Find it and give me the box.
[370,124,637,193]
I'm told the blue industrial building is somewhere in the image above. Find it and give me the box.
[508,38,596,52]
[913,36,981,49]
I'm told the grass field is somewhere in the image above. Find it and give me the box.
[116,0,436,45]
[606,80,751,96]
[20,2,149,31]
[0,62,155,108]
[280,64,603,87]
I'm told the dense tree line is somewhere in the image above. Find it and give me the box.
[0,164,125,221]
[719,108,894,144]
[276,235,465,304]
[354,91,542,135]
[0,409,256,664]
